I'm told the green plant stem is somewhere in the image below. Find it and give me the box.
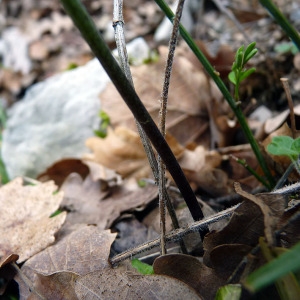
[60,0,206,226]
[259,0,300,51]
[231,155,270,188]
[154,0,275,189]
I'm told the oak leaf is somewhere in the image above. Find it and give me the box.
[0,178,65,263]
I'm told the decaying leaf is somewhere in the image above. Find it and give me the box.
[75,267,202,300]
[60,173,158,229]
[27,271,79,300]
[17,226,117,299]
[85,126,184,179]
[0,178,66,263]
[85,126,148,178]
[234,182,285,245]
[100,46,210,134]
[153,253,226,300]
[37,158,90,187]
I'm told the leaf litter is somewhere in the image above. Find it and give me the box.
[1,0,300,299]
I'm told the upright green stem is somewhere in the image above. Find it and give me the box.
[60,0,206,225]
[259,0,300,51]
[154,0,275,189]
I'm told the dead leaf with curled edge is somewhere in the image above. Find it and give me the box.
[153,253,226,300]
[234,182,285,246]
[17,226,117,299]
[100,45,232,148]
[0,178,66,264]
[75,266,202,300]
[85,126,184,179]
[60,172,158,229]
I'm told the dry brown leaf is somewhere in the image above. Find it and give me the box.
[60,173,158,229]
[27,271,79,300]
[75,267,202,300]
[234,182,285,245]
[85,126,184,179]
[37,158,90,187]
[203,201,265,268]
[0,178,66,263]
[17,226,116,299]
[185,41,235,79]
[153,253,226,300]
[38,158,121,190]
[100,45,215,147]
[85,127,149,178]
[263,104,300,137]
[208,244,252,277]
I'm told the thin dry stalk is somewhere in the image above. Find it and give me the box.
[110,204,240,266]
[158,0,186,255]
[113,0,158,178]
[113,0,186,254]
[281,78,296,138]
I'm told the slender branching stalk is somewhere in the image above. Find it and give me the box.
[154,0,275,189]
[259,0,300,51]
[113,0,158,180]
[60,0,205,223]
[110,204,240,266]
[158,0,188,255]
[231,155,270,188]
[113,0,187,255]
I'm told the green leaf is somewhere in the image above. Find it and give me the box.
[244,42,257,62]
[291,137,300,152]
[244,241,300,293]
[267,136,299,159]
[236,51,244,69]
[228,71,237,85]
[131,259,154,275]
[244,49,258,64]
[239,67,256,81]
[244,42,256,58]
[215,284,242,300]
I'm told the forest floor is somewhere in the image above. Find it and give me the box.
[0,0,300,299]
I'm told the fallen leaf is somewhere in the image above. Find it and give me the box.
[75,267,202,300]
[208,244,252,278]
[27,271,79,300]
[17,226,117,299]
[60,173,158,229]
[153,253,226,300]
[85,126,184,179]
[0,178,66,263]
[234,182,285,245]
[37,158,90,187]
[100,45,214,147]
[203,201,265,268]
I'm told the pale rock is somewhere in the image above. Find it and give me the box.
[2,38,150,179]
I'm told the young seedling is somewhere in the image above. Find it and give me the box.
[267,136,300,174]
[228,42,258,102]
[94,110,110,138]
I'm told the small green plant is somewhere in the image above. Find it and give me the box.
[275,42,299,55]
[131,258,154,275]
[94,110,110,138]
[228,42,258,101]
[267,136,300,174]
